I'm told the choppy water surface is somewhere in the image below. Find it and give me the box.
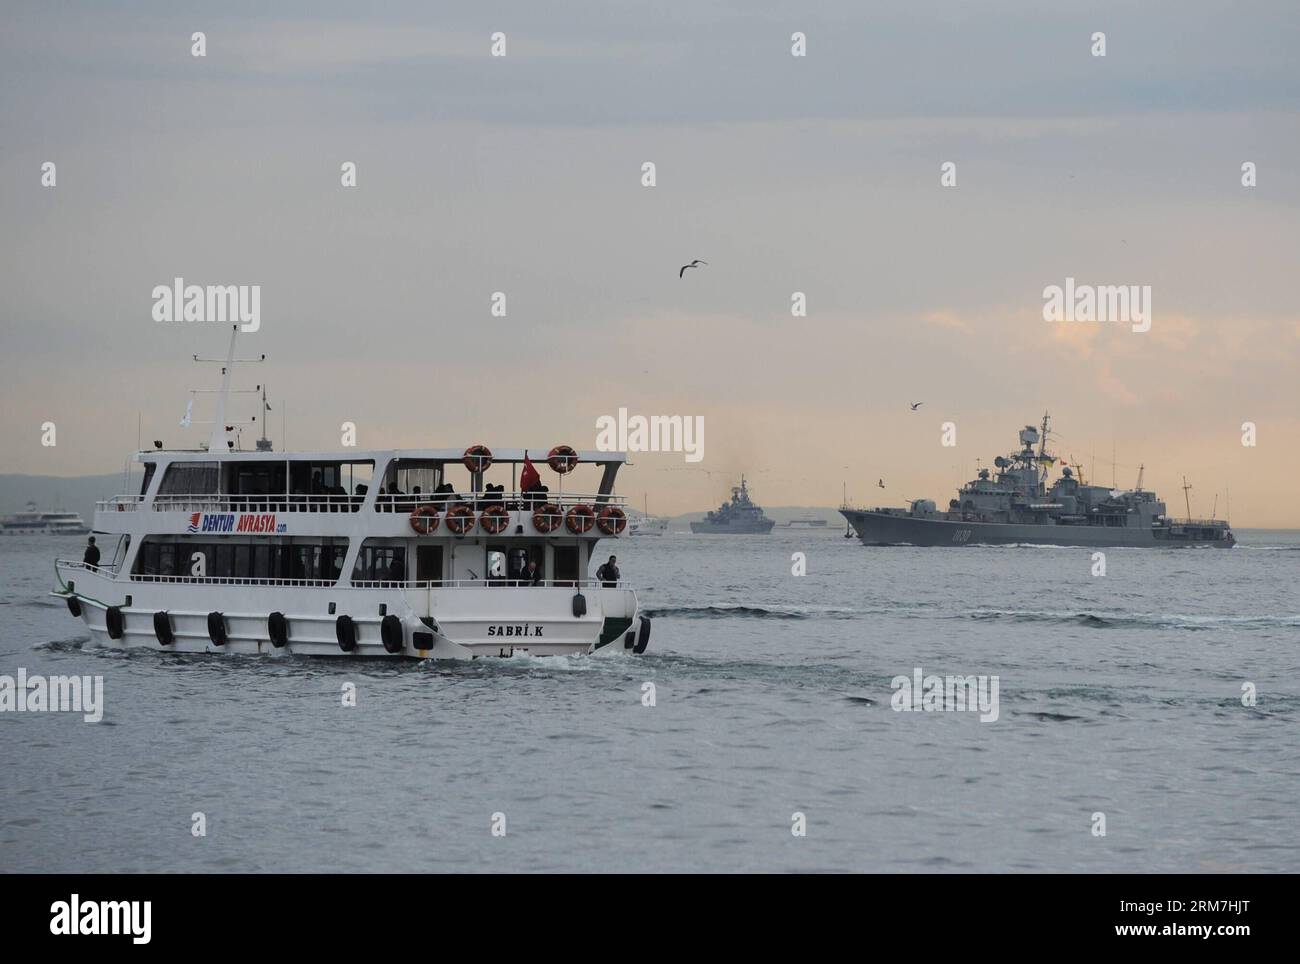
[2,531,1297,872]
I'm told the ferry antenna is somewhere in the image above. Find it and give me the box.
[189,325,265,452]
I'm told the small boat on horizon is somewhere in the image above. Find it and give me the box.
[629,494,668,536]
[775,517,829,528]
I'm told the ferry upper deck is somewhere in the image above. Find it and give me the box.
[96,446,627,533]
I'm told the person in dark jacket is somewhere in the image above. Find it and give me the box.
[519,560,542,586]
[83,536,101,569]
[596,555,620,587]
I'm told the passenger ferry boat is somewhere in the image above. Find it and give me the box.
[52,330,651,659]
[2,503,91,535]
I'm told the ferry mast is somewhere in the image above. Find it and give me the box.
[191,325,265,452]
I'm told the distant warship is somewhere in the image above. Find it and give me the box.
[841,415,1235,548]
[690,477,775,534]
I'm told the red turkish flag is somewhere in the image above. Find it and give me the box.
[520,451,540,492]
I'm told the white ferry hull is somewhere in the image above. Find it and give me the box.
[56,568,643,659]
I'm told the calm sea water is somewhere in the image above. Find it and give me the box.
[2,529,1298,873]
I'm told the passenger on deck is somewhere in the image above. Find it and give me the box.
[519,560,542,586]
[596,555,620,587]
[388,555,406,582]
[386,482,405,512]
[83,536,100,570]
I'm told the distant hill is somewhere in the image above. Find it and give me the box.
[0,473,130,526]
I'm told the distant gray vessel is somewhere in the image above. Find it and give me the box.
[777,518,828,528]
[690,477,775,534]
[841,415,1235,548]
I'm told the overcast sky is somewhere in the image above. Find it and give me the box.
[2,1,1298,523]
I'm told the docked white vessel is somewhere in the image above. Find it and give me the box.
[52,331,651,659]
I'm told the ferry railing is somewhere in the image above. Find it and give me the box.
[97,492,628,515]
[55,559,120,575]
[57,559,626,590]
[63,568,625,589]
[372,491,626,513]
[166,493,362,513]
[100,494,365,513]
[127,572,339,587]
[96,495,144,512]
[356,578,627,589]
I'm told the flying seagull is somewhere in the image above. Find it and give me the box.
[679,260,708,278]
[910,401,923,411]
[878,479,886,488]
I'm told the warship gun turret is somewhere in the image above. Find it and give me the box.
[690,476,775,534]
[841,415,1235,548]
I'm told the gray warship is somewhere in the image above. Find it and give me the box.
[841,415,1235,548]
[690,476,775,534]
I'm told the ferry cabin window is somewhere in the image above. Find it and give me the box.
[133,538,348,580]
[553,545,579,586]
[139,462,157,496]
[415,545,442,583]
[493,547,549,585]
[226,462,287,500]
[289,461,373,499]
[375,461,439,513]
[351,542,407,584]
[387,462,443,502]
[157,462,218,495]
[507,548,530,581]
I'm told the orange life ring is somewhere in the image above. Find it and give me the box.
[480,504,510,535]
[409,504,441,534]
[463,444,493,473]
[445,502,476,535]
[596,505,627,535]
[565,504,596,534]
[547,444,578,474]
[532,503,563,533]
